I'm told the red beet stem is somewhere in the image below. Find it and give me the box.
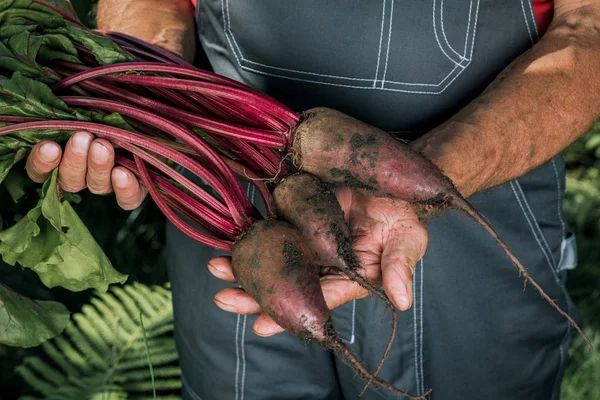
[223,158,277,219]
[32,0,86,27]
[110,75,298,126]
[0,116,43,123]
[111,142,233,220]
[0,121,252,228]
[116,44,175,65]
[134,155,234,251]
[53,68,298,126]
[60,96,250,212]
[53,61,255,94]
[76,80,288,149]
[96,31,195,68]
[116,155,241,239]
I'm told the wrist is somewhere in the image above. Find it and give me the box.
[409,121,500,198]
[97,0,196,62]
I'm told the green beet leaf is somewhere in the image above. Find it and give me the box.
[0,147,27,185]
[0,72,87,120]
[0,169,128,292]
[0,282,70,348]
[67,25,133,65]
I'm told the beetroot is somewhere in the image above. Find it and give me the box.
[231,220,429,399]
[291,107,587,344]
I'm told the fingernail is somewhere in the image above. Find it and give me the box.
[39,142,60,162]
[72,132,92,155]
[254,326,283,337]
[208,262,226,276]
[113,169,129,188]
[401,281,413,310]
[214,297,234,312]
[90,142,110,163]
[253,329,274,337]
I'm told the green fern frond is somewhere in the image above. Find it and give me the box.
[123,379,182,392]
[122,366,181,381]
[17,282,180,400]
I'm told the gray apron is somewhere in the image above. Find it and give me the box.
[167,1,579,399]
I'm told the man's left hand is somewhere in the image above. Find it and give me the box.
[207,187,428,337]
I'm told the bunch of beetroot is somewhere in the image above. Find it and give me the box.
[0,1,589,398]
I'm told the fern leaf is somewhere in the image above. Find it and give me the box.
[64,323,111,369]
[118,349,179,371]
[112,286,147,321]
[145,323,174,339]
[40,341,80,376]
[21,356,68,386]
[122,366,181,381]
[125,284,158,316]
[73,308,113,354]
[130,338,175,352]
[53,336,95,375]
[123,379,182,392]
[150,285,172,301]
[18,283,180,399]
[14,364,57,394]
[93,293,138,333]
[133,283,167,310]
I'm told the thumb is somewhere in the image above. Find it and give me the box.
[380,226,427,311]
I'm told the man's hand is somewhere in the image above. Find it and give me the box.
[25,131,147,210]
[207,187,428,337]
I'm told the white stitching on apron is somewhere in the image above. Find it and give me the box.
[419,258,425,395]
[221,0,480,94]
[222,0,374,82]
[434,0,464,65]
[373,0,388,88]
[510,179,572,400]
[520,0,535,44]
[234,314,241,400]
[413,265,421,394]
[463,0,474,56]
[240,314,248,400]
[551,158,568,271]
[441,0,469,61]
[380,0,395,88]
[526,0,540,40]
[513,181,557,268]
[235,184,255,400]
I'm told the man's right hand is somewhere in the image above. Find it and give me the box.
[26,131,147,210]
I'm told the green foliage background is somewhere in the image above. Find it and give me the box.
[1,1,599,399]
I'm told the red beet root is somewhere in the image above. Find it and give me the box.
[231,220,430,399]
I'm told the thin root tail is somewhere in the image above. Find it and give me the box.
[454,198,592,353]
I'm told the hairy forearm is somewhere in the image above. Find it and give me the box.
[97,0,196,62]
[411,5,600,198]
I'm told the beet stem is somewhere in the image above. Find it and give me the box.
[60,96,251,214]
[134,155,234,251]
[77,80,287,149]
[0,121,252,227]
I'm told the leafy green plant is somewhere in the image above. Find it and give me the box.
[15,282,181,399]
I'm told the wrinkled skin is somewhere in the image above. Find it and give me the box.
[210,187,428,336]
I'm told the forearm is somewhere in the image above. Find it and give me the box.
[411,4,600,198]
[97,0,196,62]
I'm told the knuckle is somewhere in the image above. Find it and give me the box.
[61,155,87,172]
[88,184,113,195]
[117,195,142,211]
[59,182,86,193]
[26,169,47,184]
